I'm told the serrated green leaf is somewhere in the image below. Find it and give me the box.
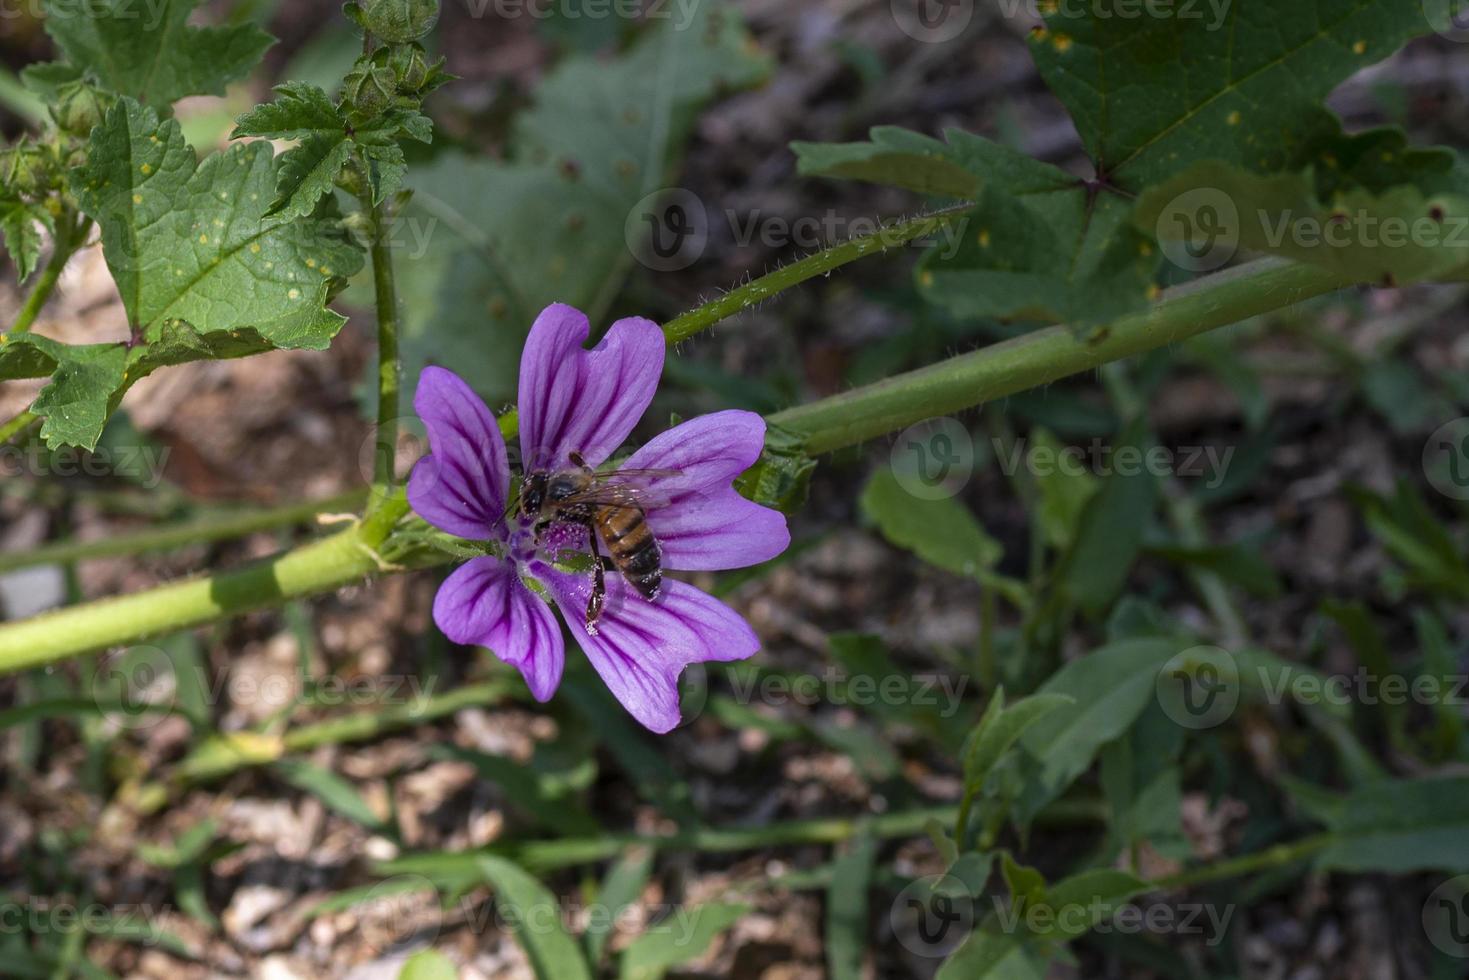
[42,0,273,110]
[0,198,52,282]
[860,465,1002,578]
[394,3,770,400]
[1029,1,1434,188]
[794,127,1158,327]
[13,98,363,448]
[233,81,340,139]
[1136,160,1469,286]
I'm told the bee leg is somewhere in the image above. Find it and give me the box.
[585,533,616,632]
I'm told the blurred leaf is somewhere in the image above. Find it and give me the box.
[42,0,272,110]
[619,903,750,980]
[585,847,654,966]
[477,856,593,980]
[1056,424,1159,616]
[395,3,770,399]
[430,744,597,837]
[398,950,458,980]
[961,688,1074,808]
[1025,869,1148,940]
[1136,161,1469,287]
[1017,639,1179,822]
[794,127,1157,327]
[1145,543,1283,598]
[0,197,52,282]
[1027,428,1098,550]
[1306,777,1469,872]
[826,831,875,980]
[935,929,1048,980]
[274,759,391,836]
[860,467,1002,578]
[1352,481,1469,598]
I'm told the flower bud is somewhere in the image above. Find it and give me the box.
[361,0,439,43]
[344,59,398,117]
[2,142,50,195]
[55,82,112,137]
[387,43,431,93]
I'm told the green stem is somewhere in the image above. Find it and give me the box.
[0,528,383,675]
[0,410,39,446]
[1152,833,1331,890]
[368,196,403,503]
[0,489,367,576]
[769,258,1355,454]
[661,206,974,344]
[8,215,80,336]
[0,258,1361,675]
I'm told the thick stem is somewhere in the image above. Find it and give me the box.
[769,258,1356,454]
[0,489,367,575]
[0,258,1361,674]
[369,198,403,501]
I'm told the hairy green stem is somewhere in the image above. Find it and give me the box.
[770,258,1356,454]
[368,197,403,502]
[0,489,367,575]
[0,257,1360,674]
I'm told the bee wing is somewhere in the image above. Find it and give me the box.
[563,468,685,509]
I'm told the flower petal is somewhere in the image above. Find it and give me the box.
[517,303,664,471]
[622,410,791,570]
[434,557,564,701]
[537,568,758,733]
[408,366,511,540]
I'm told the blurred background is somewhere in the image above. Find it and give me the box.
[3,1,1469,977]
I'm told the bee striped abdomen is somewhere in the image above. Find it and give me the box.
[596,506,663,600]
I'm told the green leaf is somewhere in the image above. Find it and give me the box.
[1028,1,1435,188]
[1056,423,1159,616]
[961,689,1074,802]
[273,759,391,836]
[1145,542,1283,598]
[234,82,353,218]
[1135,160,1469,286]
[826,832,875,980]
[1352,481,1469,599]
[794,127,1158,327]
[619,903,750,980]
[9,98,362,449]
[584,847,654,966]
[476,856,593,980]
[735,424,817,515]
[0,198,52,282]
[398,950,459,980]
[1027,428,1098,550]
[1309,777,1469,872]
[935,930,1048,980]
[42,0,273,110]
[860,466,1001,579]
[429,745,598,837]
[1017,639,1179,821]
[393,4,770,400]
[1027,869,1148,940]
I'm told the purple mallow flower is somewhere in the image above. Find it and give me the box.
[408,303,790,733]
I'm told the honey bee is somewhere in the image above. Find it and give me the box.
[519,451,677,629]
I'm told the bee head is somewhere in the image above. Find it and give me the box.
[518,472,547,518]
